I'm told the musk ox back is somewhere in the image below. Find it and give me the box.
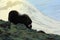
[8,10,32,29]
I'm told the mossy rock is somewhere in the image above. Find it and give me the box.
[0,20,60,40]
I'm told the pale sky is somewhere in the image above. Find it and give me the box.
[0,0,60,35]
[27,0,60,21]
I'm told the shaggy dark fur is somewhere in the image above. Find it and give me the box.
[8,10,32,29]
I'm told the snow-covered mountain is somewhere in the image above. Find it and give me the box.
[0,0,60,35]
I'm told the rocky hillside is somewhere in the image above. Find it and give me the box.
[0,20,60,40]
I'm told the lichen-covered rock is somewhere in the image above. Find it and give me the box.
[0,20,60,40]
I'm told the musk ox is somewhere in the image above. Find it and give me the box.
[8,10,32,29]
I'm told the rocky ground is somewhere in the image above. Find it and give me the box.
[0,20,60,40]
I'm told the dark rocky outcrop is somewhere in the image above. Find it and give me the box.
[0,20,60,40]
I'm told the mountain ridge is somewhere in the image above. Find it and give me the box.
[0,20,60,40]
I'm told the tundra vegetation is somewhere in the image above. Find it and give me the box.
[0,20,60,40]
